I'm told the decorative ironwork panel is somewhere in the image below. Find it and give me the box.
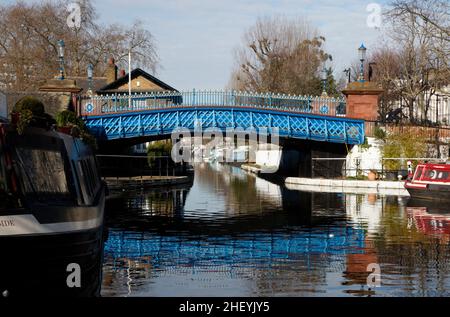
[271,115,290,135]
[178,111,197,129]
[197,111,215,128]
[215,111,233,128]
[234,111,253,128]
[289,117,309,137]
[309,119,328,140]
[252,113,270,128]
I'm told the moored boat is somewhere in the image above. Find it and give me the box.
[404,163,450,203]
[0,120,106,296]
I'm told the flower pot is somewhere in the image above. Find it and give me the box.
[368,171,377,181]
[57,126,72,135]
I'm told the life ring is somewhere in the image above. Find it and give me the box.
[430,170,437,179]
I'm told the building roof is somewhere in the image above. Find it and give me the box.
[96,68,177,94]
[67,76,108,94]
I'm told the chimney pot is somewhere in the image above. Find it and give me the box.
[119,69,126,78]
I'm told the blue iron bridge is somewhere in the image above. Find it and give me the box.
[78,90,365,144]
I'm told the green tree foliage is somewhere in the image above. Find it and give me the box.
[11,96,55,134]
[55,110,86,129]
[373,126,387,141]
[13,96,45,116]
[323,67,340,97]
[55,110,97,149]
[147,140,173,167]
[380,129,428,170]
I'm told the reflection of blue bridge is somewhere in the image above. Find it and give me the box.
[78,91,365,145]
[104,226,366,266]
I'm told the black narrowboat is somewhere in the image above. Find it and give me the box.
[0,120,106,297]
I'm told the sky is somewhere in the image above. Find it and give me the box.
[4,0,390,90]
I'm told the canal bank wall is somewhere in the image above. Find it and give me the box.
[104,175,193,191]
[285,177,409,196]
[241,164,409,195]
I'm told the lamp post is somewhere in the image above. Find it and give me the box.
[128,47,132,108]
[87,63,93,95]
[321,66,327,96]
[358,43,367,82]
[57,40,65,80]
[343,68,351,84]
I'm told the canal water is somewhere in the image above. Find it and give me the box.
[101,163,450,297]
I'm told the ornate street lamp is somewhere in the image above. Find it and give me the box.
[57,39,65,80]
[321,66,327,96]
[343,68,351,84]
[87,63,94,95]
[358,43,367,82]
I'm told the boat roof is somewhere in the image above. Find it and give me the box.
[417,163,450,170]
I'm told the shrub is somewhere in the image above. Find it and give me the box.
[13,96,45,116]
[55,110,86,130]
[374,126,387,141]
[55,110,95,148]
[380,129,428,170]
[359,137,371,151]
[11,96,53,134]
[15,109,33,135]
[147,140,173,166]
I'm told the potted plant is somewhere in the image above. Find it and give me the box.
[55,110,83,134]
[55,110,97,149]
[368,170,378,181]
[11,96,48,134]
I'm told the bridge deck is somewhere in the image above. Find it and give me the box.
[78,91,365,144]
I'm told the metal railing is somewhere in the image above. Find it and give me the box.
[312,157,447,180]
[78,90,346,117]
[365,120,450,142]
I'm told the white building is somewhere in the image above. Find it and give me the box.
[393,86,450,125]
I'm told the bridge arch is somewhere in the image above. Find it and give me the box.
[82,106,365,146]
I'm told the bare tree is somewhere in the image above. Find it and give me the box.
[0,0,159,91]
[383,0,450,123]
[366,46,404,120]
[229,16,333,96]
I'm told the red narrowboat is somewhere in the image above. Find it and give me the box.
[405,163,450,202]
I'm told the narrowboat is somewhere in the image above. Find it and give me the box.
[404,163,450,203]
[0,120,106,296]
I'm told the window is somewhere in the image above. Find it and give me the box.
[414,166,424,180]
[437,171,450,181]
[0,147,19,209]
[14,147,71,201]
[425,169,438,180]
[77,157,101,204]
[420,168,450,182]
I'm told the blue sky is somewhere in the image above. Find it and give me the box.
[5,0,390,90]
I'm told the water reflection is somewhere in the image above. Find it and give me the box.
[102,163,450,297]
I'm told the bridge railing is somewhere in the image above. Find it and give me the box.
[78,90,347,117]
